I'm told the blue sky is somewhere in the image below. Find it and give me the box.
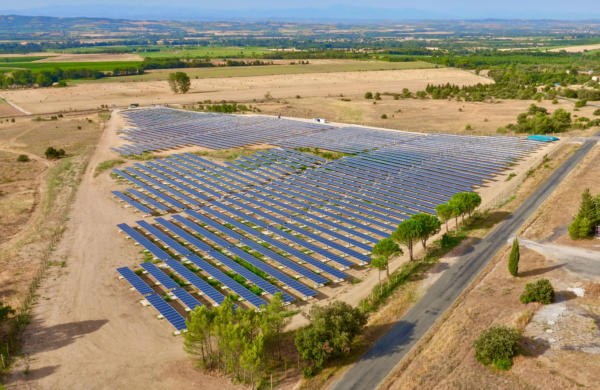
[1,0,599,20]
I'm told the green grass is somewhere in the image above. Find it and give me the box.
[58,45,271,58]
[0,60,142,72]
[76,60,435,83]
[94,159,124,176]
[0,56,51,63]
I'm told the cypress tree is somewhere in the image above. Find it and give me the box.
[508,238,520,276]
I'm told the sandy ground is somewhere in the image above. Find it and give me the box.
[4,113,244,390]
[549,44,600,53]
[1,68,491,115]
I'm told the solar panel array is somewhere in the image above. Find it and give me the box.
[113,108,546,332]
[112,108,331,155]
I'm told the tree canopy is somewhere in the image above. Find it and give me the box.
[295,301,367,377]
[568,188,600,239]
[168,71,191,94]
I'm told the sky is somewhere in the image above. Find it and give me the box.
[1,0,599,20]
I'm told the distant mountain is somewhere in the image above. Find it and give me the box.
[0,6,459,21]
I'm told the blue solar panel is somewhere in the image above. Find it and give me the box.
[145,294,187,331]
[136,220,191,256]
[117,267,154,296]
[117,223,172,260]
[207,250,295,303]
[172,288,203,310]
[172,215,233,249]
[186,254,267,308]
[227,246,317,298]
[164,259,225,305]
[154,218,212,252]
[140,262,180,290]
[112,191,153,214]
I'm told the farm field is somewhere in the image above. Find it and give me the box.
[79,60,437,83]
[58,45,271,58]
[1,65,483,115]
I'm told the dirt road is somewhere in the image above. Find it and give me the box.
[5,112,243,390]
[516,238,600,279]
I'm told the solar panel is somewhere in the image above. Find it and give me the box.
[172,288,203,310]
[117,223,172,260]
[117,267,154,296]
[140,262,180,290]
[164,259,225,305]
[145,294,187,331]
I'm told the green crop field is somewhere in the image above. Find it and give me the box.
[76,60,436,83]
[57,45,272,58]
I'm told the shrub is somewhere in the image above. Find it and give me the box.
[374,92,381,100]
[381,114,388,119]
[44,146,66,159]
[594,109,600,116]
[575,99,587,108]
[17,154,29,162]
[364,91,373,99]
[465,124,472,130]
[520,278,555,304]
[474,325,520,370]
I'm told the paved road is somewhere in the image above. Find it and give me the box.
[330,132,600,390]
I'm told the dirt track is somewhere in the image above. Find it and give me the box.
[5,113,243,390]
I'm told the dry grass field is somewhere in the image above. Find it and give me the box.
[0,65,488,115]
[0,98,21,118]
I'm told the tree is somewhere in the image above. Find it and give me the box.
[45,146,65,159]
[508,238,520,276]
[568,189,600,239]
[364,91,373,99]
[412,213,441,249]
[168,71,191,94]
[371,256,387,286]
[520,279,555,304]
[474,325,520,370]
[393,218,421,261]
[371,238,402,280]
[464,192,482,217]
[295,301,367,377]
[436,203,453,232]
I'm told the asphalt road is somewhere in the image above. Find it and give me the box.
[330,132,600,390]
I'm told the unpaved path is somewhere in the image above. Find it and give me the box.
[516,238,600,279]
[5,112,243,390]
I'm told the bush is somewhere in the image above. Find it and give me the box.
[594,109,600,116]
[295,301,367,377]
[575,99,587,108]
[474,325,520,370]
[374,92,381,100]
[381,114,388,119]
[520,278,555,304]
[44,146,65,159]
[17,154,29,162]
[364,91,373,99]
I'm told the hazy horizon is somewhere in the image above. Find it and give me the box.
[2,0,600,21]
